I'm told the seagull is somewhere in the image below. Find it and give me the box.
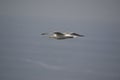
[41,31,84,40]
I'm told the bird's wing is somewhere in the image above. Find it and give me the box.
[54,32,64,36]
[71,33,84,37]
[41,33,49,35]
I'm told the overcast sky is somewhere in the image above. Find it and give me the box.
[0,0,120,22]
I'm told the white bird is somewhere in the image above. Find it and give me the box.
[41,31,84,40]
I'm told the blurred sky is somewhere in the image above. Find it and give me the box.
[0,1,120,80]
[0,0,120,23]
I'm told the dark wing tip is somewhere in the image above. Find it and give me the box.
[41,33,48,35]
[79,35,85,37]
[71,33,85,37]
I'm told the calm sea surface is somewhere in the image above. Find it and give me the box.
[0,16,120,80]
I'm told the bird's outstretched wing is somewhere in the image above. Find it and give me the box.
[71,33,84,37]
[41,33,49,35]
[54,32,64,36]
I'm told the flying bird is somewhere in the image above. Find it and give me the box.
[41,31,84,40]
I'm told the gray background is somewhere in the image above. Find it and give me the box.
[0,0,120,80]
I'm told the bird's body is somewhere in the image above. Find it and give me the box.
[41,31,84,40]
